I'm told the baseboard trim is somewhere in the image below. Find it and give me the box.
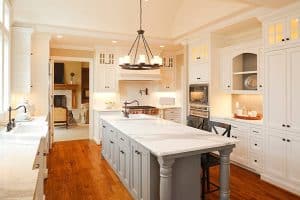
[261,174,300,196]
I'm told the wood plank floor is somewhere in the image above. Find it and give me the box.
[45,140,300,200]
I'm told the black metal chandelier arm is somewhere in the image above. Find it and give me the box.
[133,34,141,64]
[141,34,151,63]
[128,34,139,56]
[142,34,154,58]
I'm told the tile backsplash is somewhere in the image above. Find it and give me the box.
[232,94,263,115]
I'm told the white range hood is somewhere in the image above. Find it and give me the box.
[118,68,161,81]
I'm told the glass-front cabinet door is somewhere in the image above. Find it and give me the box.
[288,16,300,43]
[266,19,286,48]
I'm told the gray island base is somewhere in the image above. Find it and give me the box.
[100,114,236,200]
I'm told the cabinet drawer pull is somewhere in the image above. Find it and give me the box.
[287,139,291,142]
[282,138,286,141]
[135,150,140,155]
[196,56,201,60]
[254,143,258,146]
[227,85,231,88]
[287,125,290,128]
[253,130,259,133]
[281,38,285,42]
[102,125,106,128]
[196,77,201,80]
[286,38,290,41]
[259,85,263,88]
[282,124,286,127]
[120,138,125,141]
[120,150,125,154]
[254,160,257,163]
[110,141,114,144]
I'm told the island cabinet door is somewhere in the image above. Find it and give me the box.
[101,124,108,158]
[230,126,249,165]
[130,142,150,200]
[118,144,130,188]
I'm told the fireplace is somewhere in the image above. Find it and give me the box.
[54,95,67,107]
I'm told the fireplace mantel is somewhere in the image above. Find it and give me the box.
[54,84,79,109]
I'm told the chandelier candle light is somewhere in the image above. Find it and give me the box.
[119,0,162,70]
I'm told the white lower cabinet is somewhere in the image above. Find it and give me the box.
[230,125,249,165]
[264,129,300,194]
[101,121,150,200]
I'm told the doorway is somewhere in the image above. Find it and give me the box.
[50,58,93,142]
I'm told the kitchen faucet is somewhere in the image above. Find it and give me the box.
[122,100,140,118]
[7,105,27,132]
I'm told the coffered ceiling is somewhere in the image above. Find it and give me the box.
[12,0,296,41]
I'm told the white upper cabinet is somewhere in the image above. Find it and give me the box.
[11,27,33,94]
[265,46,300,132]
[264,13,300,50]
[94,49,118,92]
[286,46,300,133]
[188,40,210,84]
[160,54,176,91]
[219,41,263,94]
[265,50,287,130]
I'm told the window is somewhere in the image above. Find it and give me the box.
[0,0,10,113]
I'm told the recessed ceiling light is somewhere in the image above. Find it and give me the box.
[112,40,118,44]
[160,45,165,48]
[56,34,63,39]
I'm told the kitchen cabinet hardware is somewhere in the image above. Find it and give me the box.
[197,77,201,80]
[286,38,290,41]
[287,139,291,142]
[282,124,286,127]
[110,141,114,144]
[196,56,201,60]
[102,125,106,128]
[43,153,47,156]
[281,38,285,42]
[110,130,114,132]
[254,143,258,146]
[135,150,140,155]
[120,138,125,141]
[282,138,286,141]
[253,130,259,133]
[286,125,290,128]
[259,85,263,88]
[254,160,257,163]
[120,150,125,154]
[227,85,231,88]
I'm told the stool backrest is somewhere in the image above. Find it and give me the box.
[209,121,231,137]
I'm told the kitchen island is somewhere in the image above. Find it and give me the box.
[100,114,237,200]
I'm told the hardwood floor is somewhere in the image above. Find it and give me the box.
[45,140,300,200]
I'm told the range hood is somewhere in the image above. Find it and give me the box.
[118,68,161,81]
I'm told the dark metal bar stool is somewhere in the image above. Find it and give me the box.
[201,121,231,199]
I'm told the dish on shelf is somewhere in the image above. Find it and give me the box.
[244,74,257,90]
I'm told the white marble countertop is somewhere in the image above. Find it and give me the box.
[101,114,238,157]
[0,116,48,200]
[211,116,264,126]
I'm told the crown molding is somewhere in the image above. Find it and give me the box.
[50,44,95,51]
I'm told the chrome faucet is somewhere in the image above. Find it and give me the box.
[122,100,140,118]
[7,105,27,132]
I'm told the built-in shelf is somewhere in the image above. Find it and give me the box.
[233,70,258,75]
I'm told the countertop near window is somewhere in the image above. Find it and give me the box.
[0,116,48,200]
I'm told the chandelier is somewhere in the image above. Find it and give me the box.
[119,0,162,70]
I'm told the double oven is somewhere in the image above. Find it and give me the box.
[187,84,211,131]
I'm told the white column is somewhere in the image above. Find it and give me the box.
[157,157,175,200]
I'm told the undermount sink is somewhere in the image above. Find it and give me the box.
[119,114,158,120]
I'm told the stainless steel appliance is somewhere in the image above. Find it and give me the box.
[189,84,209,105]
[188,84,210,131]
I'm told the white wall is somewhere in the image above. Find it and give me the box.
[30,33,51,116]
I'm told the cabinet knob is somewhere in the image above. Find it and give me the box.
[287,139,291,142]
[254,143,258,146]
[120,138,124,141]
[110,141,114,144]
[286,38,290,41]
[259,85,263,88]
[254,160,257,163]
[227,85,231,88]
[282,124,286,127]
[282,138,286,141]
[120,150,125,154]
[287,125,290,128]
[196,56,201,60]
[102,125,106,128]
[135,150,140,155]
[281,38,285,42]
[197,77,201,80]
